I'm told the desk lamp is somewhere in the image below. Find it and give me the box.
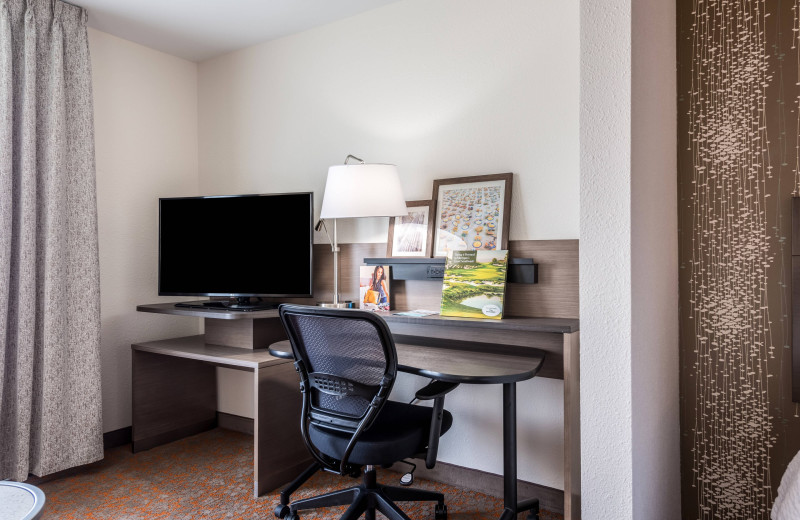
[318,154,407,308]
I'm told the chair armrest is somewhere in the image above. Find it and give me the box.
[420,380,459,469]
[415,381,460,401]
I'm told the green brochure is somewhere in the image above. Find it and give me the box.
[440,250,509,319]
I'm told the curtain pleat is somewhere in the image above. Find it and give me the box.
[0,0,102,481]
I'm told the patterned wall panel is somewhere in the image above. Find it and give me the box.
[678,0,800,517]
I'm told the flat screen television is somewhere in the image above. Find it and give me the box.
[159,193,313,310]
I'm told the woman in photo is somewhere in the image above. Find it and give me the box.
[370,265,389,306]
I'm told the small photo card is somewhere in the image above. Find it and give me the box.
[359,265,391,312]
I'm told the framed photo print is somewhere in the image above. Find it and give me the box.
[432,173,513,257]
[387,200,435,257]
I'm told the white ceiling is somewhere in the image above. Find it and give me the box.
[80,0,403,62]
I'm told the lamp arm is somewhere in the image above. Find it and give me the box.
[343,154,365,165]
[315,219,336,250]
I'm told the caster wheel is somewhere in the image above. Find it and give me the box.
[526,514,539,520]
[286,514,300,520]
[273,504,289,519]
[434,503,447,520]
[400,472,414,486]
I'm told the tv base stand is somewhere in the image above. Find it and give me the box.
[174,298,281,312]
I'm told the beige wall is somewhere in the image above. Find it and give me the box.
[90,28,201,433]
[198,0,579,489]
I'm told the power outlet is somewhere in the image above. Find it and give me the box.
[427,265,445,278]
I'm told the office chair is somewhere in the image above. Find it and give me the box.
[274,304,458,520]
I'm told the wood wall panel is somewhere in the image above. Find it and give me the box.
[274,240,578,319]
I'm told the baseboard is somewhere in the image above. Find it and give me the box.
[103,414,253,450]
[217,412,254,435]
[132,419,217,453]
[103,426,132,449]
[391,460,565,515]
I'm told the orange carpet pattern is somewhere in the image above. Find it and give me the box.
[37,428,562,519]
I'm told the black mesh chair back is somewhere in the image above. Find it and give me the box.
[278,304,398,473]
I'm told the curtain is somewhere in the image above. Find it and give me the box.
[0,0,102,481]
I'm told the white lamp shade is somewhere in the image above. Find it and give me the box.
[320,163,408,219]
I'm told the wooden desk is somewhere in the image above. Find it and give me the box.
[133,303,580,519]
[132,303,313,498]
[271,311,580,520]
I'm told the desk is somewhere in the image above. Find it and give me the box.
[133,304,580,519]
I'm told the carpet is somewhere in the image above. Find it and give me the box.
[36,428,562,519]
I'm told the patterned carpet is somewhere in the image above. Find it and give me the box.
[36,428,562,520]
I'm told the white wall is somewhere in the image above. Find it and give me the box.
[198,0,579,489]
[90,28,201,433]
[580,0,680,517]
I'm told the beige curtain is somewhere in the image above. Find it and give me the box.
[0,0,102,481]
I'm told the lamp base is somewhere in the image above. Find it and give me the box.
[317,301,354,309]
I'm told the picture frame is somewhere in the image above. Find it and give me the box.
[387,200,435,258]
[431,173,513,257]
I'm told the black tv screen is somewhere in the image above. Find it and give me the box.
[159,193,313,298]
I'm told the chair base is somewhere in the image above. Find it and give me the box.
[278,464,445,520]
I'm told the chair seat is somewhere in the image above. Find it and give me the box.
[309,400,453,466]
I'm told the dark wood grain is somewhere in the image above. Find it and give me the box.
[254,362,312,496]
[563,332,581,519]
[269,340,544,385]
[132,335,299,497]
[793,197,800,256]
[505,240,579,319]
[386,240,579,319]
[380,313,579,333]
[205,317,287,349]
[131,350,216,452]
[137,302,279,320]
[385,321,566,380]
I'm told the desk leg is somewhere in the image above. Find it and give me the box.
[253,361,313,497]
[131,350,216,453]
[499,382,540,520]
[500,383,518,520]
[563,332,581,520]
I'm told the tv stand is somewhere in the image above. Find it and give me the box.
[131,302,310,497]
[174,298,280,312]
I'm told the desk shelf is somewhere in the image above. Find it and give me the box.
[363,257,538,283]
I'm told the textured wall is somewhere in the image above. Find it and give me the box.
[579,0,634,517]
[678,0,800,517]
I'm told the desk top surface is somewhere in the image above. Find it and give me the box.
[137,302,579,333]
[269,340,544,384]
